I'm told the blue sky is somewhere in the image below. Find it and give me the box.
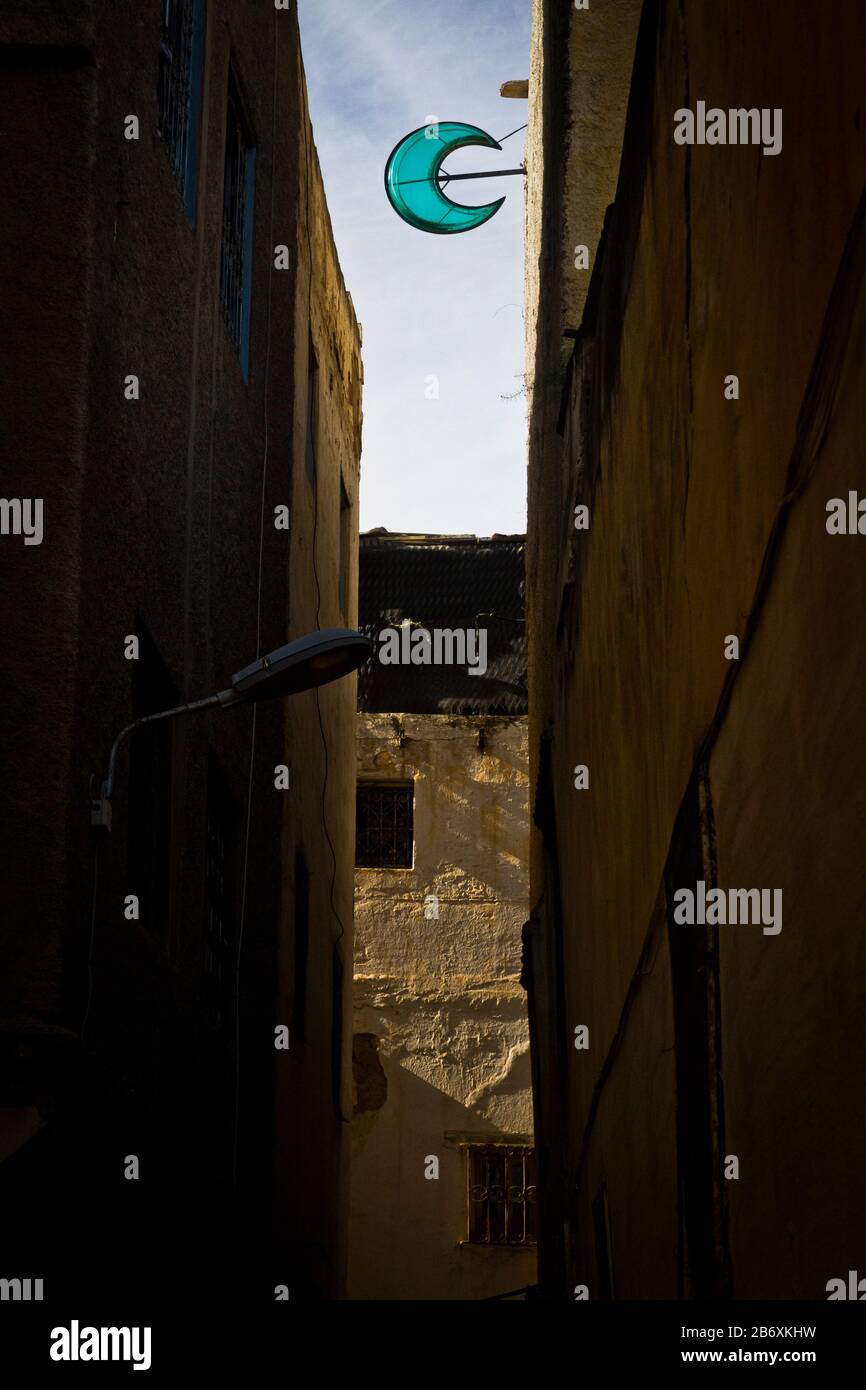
[298,0,531,536]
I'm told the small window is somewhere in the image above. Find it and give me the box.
[466,1145,537,1246]
[355,783,414,869]
[339,476,351,617]
[157,0,206,222]
[305,335,318,488]
[220,71,256,378]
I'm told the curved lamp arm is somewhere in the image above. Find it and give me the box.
[90,627,373,832]
[91,688,237,830]
[100,690,237,801]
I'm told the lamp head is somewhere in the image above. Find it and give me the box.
[225,628,373,705]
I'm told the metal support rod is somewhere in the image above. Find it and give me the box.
[439,167,526,183]
[101,692,229,799]
[394,168,526,188]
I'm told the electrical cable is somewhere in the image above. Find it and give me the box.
[496,121,528,144]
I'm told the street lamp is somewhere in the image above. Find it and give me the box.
[91,627,373,830]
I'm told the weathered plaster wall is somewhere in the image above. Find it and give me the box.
[526,0,866,1298]
[524,0,641,363]
[524,0,641,913]
[349,714,535,1300]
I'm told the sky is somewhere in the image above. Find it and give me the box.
[297,0,532,537]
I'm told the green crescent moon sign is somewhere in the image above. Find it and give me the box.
[384,122,506,235]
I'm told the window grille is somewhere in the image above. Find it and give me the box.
[355,783,414,869]
[466,1146,537,1246]
[220,73,256,375]
[158,0,205,219]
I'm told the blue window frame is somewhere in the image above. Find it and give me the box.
[219,71,256,380]
[157,0,206,223]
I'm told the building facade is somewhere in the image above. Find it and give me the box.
[0,0,361,1301]
[349,533,535,1300]
[525,0,866,1298]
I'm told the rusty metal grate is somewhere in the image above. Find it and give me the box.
[355,783,414,869]
[466,1146,537,1246]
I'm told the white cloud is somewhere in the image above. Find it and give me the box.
[299,0,531,535]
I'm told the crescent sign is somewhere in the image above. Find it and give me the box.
[384,122,507,235]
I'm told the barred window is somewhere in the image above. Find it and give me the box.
[466,1146,537,1246]
[157,0,206,221]
[355,783,414,869]
[220,72,256,378]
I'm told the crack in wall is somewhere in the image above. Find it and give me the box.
[464,1040,531,1110]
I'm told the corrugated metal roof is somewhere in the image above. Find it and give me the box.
[358,532,527,715]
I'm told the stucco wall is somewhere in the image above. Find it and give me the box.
[525,0,866,1298]
[349,713,534,1299]
[524,0,641,916]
